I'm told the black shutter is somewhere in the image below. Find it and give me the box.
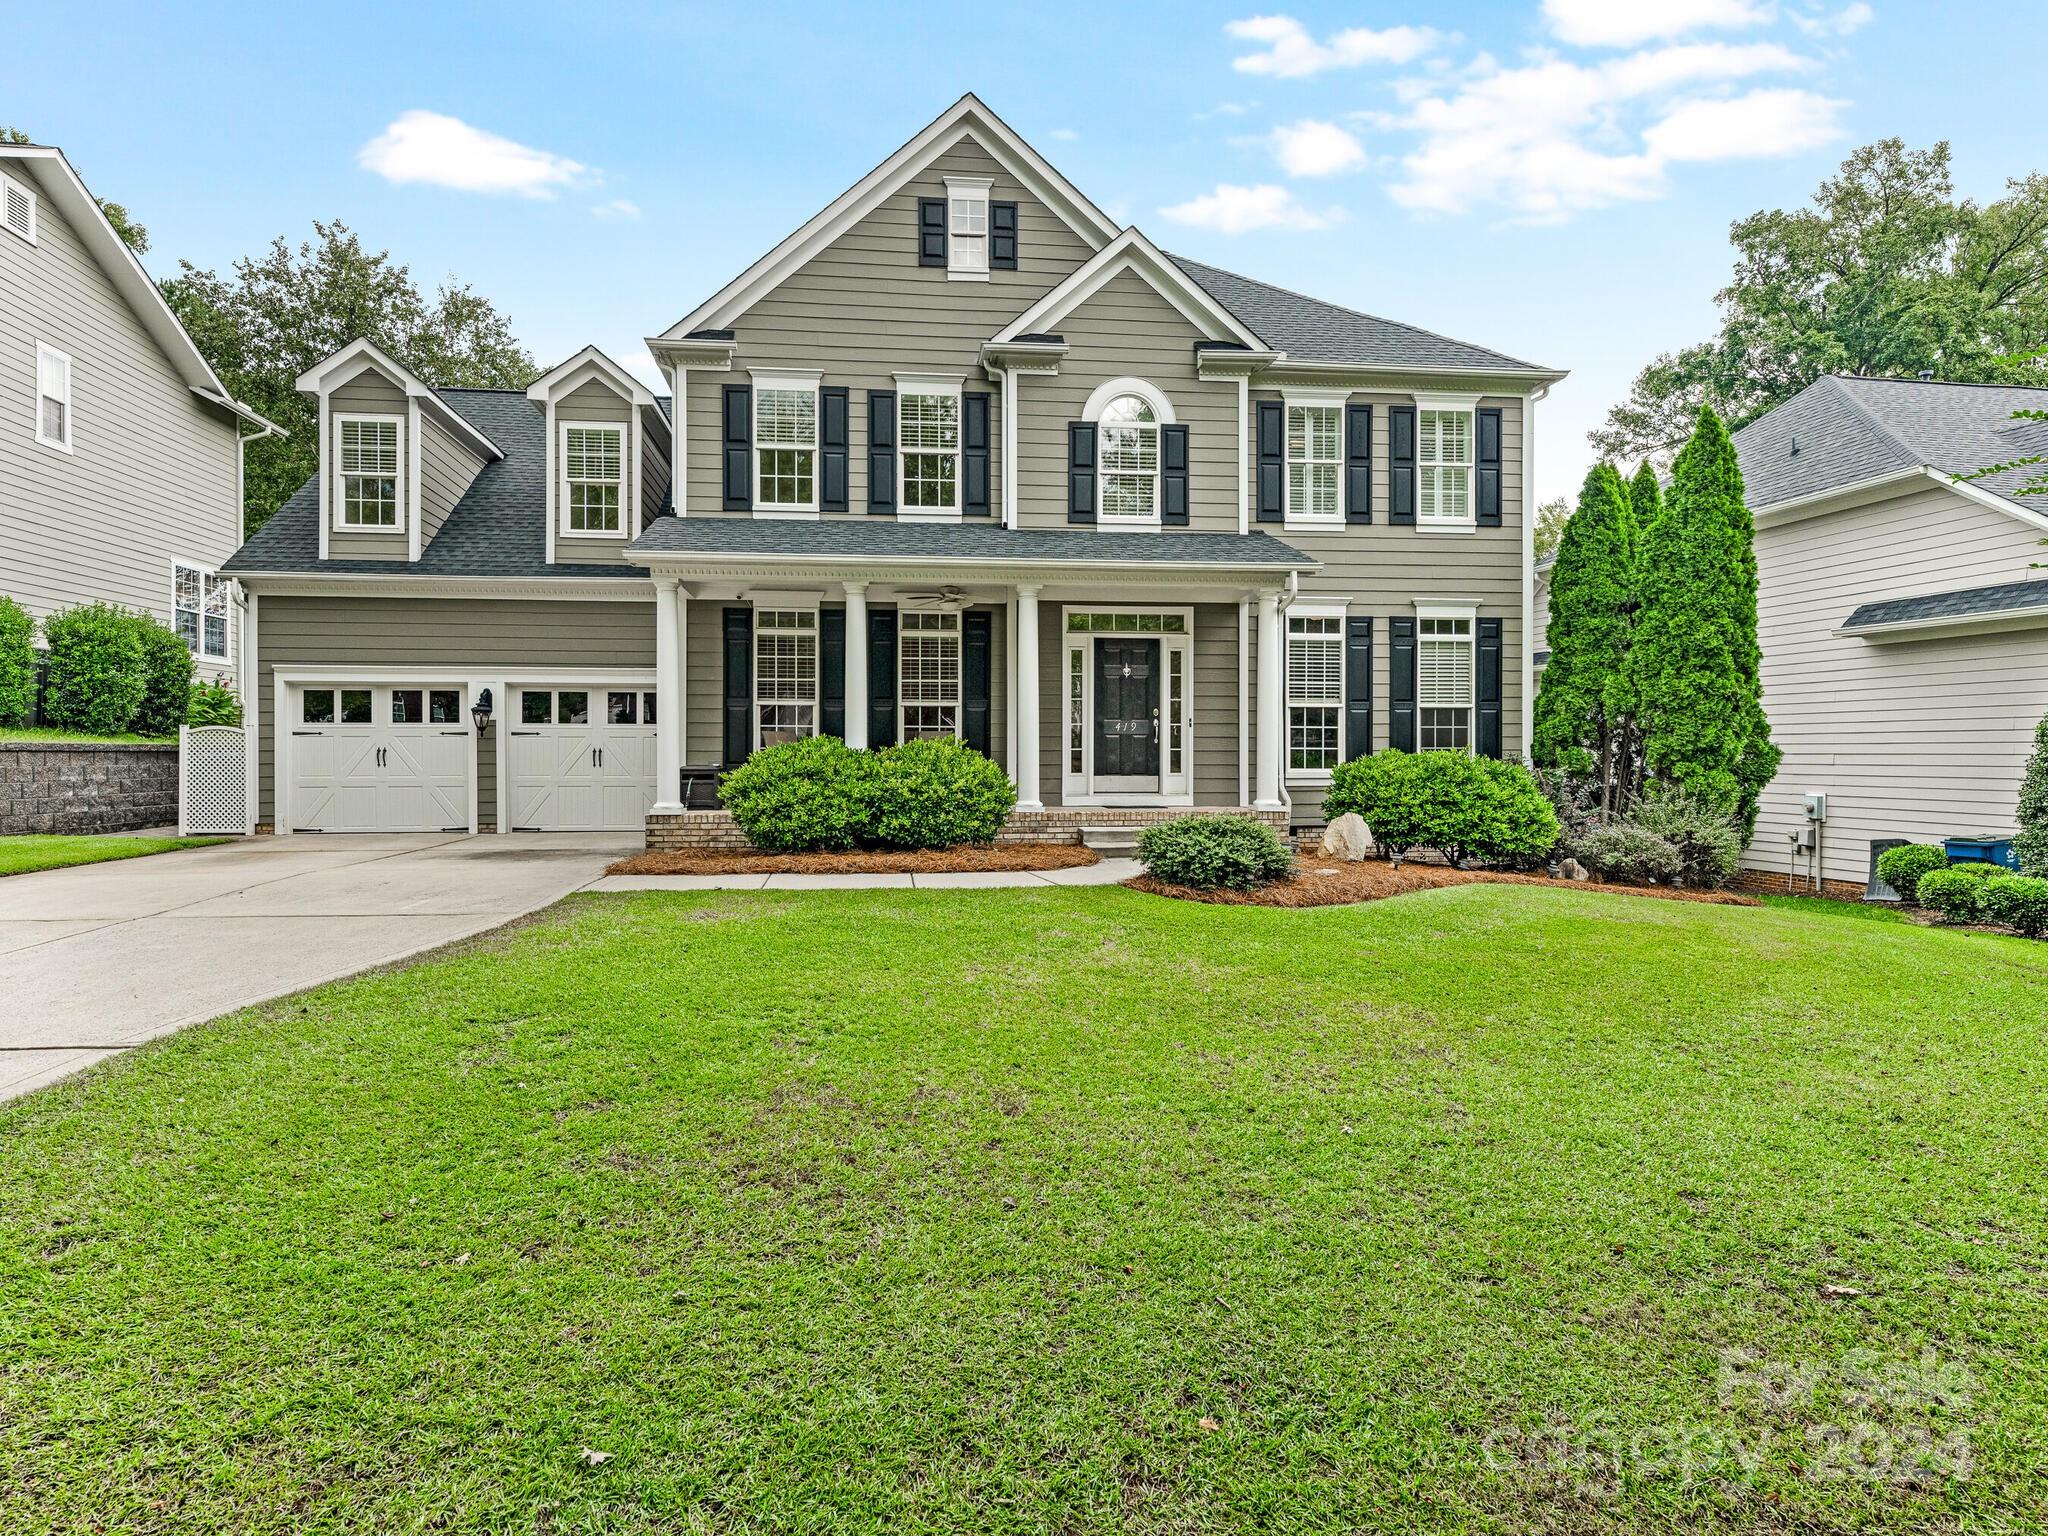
[722,606,753,766]
[918,197,947,266]
[1476,407,1503,528]
[962,391,992,516]
[1389,615,1416,751]
[868,608,898,748]
[1476,617,1504,758]
[963,609,993,755]
[1345,614,1373,760]
[867,391,896,512]
[1067,421,1096,523]
[821,607,846,740]
[1161,424,1190,526]
[721,385,751,511]
[1388,405,1416,527]
[820,387,850,512]
[1255,399,1284,523]
[1345,403,1373,524]
[990,201,1018,270]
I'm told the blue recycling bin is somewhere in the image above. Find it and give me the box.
[1943,836,2020,872]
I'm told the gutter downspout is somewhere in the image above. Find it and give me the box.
[1276,569,1298,825]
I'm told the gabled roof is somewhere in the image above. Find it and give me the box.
[297,338,505,463]
[526,344,661,409]
[991,229,1268,351]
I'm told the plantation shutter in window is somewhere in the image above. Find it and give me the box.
[722,607,753,765]
[721,385,752,510]
[820,387,850,512]
[1067,421,1096,524]
[1476,408,1503,528]
[1345,403,1373,524]
[962,391,992,516]
[867,391,896,512]
[1256,400,1284,523]
[1389,616,1417,751]
[1389,406,1416,527]
[868,609,898,747]
[1345,615,1373,760]
[1160,424,1190,526]
[990,201,1018,269]
[821,607,847,739]
[963,610,993,755]
[1476,617,1504,757]
[918,197,948,266]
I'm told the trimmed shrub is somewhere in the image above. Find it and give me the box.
[1326,750,1559,868]
[130,612,195,738]
[1981,875,2048,939]
[1629,785,1744,887]
[719,736,876,852]
[1876,843,1947,905]
[1470,757,1563,869]
[186,679,244,727]
[867,738,1017,849]
[1324,750,1423,861]
[1916,867,1984,925]
[0,595,33,727]
[40,603,144,736]
[1569,823,1683,885]
[1139,815,1293,891]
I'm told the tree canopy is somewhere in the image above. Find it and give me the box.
[0,126,148,252]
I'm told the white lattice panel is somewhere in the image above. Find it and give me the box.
[181,725,249,835]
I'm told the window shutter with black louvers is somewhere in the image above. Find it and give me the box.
[1256,400,1284,522]
[721,385,752,511]
[990,201,1018,269]
[1388,616,1416,750]
[867,391,896,512]
[868,609,898,747]
[821,607,846,739]
[1476,617,1504,757]
[722,607,753,765]
[918,197,947,266]
[963,610,993,754]
[1345,614,1373,759]
[1345,403,1373,524]
[1067,422,1096,523]
[1388,405,1416,527]
[1476,407,1503,527]
[1161,424,1190,526]
[819,387,850,512]
[962,391,992,516]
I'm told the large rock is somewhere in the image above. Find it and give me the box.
[1560,856,1590,881]
[1320,812,1373,862]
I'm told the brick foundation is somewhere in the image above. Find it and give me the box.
[1730,867,1873,903]
[645,804,1288,852]
[0,742,179,835]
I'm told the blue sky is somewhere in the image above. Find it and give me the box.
[11,0,2040,503]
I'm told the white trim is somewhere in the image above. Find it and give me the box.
[1753,463,2048,539]
[316,389,330,560]
[172,559,232,665]
[295,338,503,462]
[1414,600,1481,620]
[993,228,1269,352]
[235,574,655,602]
[526,344,661,408]
[896,377,965,521]
[670,361,689,516]
[33,340,73,454]
[1,168,38,244]
[1081,376,1177,426]
[1414,401,1477,531]
[1280,393,1345,530]
[897,608,965,740]
[332,413,407,533]
[1236,598,1249,805]
[944,175,992,281]
[1520,384,1548,759]
[242,588,259,832]
[406,397,423,561]
[1058,604,1197,807]
[1001,366,1020,528]
[1236,376,1250,536]
[1836,594,2048,642]
[558,419,632,539]
[1084,381,1170,529]
[751,375,822,515]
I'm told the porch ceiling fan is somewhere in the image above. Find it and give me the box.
[895,586,967,609]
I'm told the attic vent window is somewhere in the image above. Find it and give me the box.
[1,172,35,244]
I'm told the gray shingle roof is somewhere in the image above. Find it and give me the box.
[1842,576,2048,632]
[627,516,1314,568]
[1170,254,1554,374]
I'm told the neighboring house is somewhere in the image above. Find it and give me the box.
[223,95,1562,839]
[1734,375,2048,892]
[0,143,274,680]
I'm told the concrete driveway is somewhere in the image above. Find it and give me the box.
[0,833,634,1102]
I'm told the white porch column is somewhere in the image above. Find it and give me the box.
[1255,588,1284,811]
[651,573,685,812]
[674,583,689,764]
[843,582,870,747]
[1014,584,1042,810]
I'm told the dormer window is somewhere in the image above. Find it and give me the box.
[335,415,402,529]
[562,423,625,535]
[945,177,990,279]
[1,171,34,244]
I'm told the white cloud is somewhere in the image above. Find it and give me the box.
[1227,15,1441,77]
[592,198,641,220]
[1048,127,1080,141]
[1644,88,1844,160]
[1269,120,1367,177]
[1199,101,1252,119]
[1158,183,1339,233]
[359,110,588,198]
[1791,2,1874,38]
[1542,0,1771,48]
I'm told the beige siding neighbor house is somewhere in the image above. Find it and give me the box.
[223,95,1564,842]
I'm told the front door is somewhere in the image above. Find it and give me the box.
[1094,638,1160,788]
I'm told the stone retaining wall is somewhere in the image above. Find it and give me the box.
[645,805,1289,852]
[0,742,180,835]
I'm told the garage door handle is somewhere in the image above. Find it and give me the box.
[594,747,602,767]
[293,730,324,737]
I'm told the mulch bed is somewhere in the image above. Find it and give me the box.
[1126,855,1762,909]
[607,844,1101,876]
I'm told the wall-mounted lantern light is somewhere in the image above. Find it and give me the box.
[471,687,495,736]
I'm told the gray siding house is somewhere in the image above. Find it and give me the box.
[0,143,273,678]
[223,95,1563,840]
[1734,376,2048,892]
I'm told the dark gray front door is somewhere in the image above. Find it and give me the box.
[1094,638,1160,780]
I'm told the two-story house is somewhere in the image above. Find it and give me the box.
[223,95,1562,841]
[1,142,275,681]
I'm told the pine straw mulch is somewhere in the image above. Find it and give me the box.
[606,844,1101,876]
[1125,855,1762,909]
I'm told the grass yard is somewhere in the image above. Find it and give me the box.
[2,885,2044,1532]
[0,726,177,746]
[0,834,224,877]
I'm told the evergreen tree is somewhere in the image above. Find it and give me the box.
[1629,460,1661,538]
[2016,712,2048,877]
[1630,405,1780,835]
[1532,463,1638,812]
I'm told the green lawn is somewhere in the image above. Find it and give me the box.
[2,885,2044,1532]
[0,834,224,877]
[0,726,176,745]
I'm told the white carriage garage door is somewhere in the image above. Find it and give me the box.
[287,683,473,833]
[505,686,659,832]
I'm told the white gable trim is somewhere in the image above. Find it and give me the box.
[526,344,660,409]
[1752,464,2048,537]
[990,229,1268,352]
[664,94,1121,338]
[297,338,504,463]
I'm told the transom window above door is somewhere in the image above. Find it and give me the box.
[562,424,625,535]
[336,416,403,529]
[754,381,818,511]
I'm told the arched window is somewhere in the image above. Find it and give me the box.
[1098,393,1160,521]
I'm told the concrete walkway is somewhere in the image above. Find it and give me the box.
[588,858,1142,892]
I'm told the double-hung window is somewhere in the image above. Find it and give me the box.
[563,423,625,535]
[946,177,990,277]
[1098,394,1160,522]
[1286,402,1341,521]
[899,387,960,513]
[35,343,71,453]
[755,609,819,746]
[1418,407,1474,526]
[899,611,961,739]
[174,562,230,664]
[336,415,402,528]
[1418,616,1475,750]
[754,382,818,512]
[1287,614,1344,774]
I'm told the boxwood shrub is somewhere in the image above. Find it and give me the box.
[1915,867,1986,925]
[1981,874,2048,939]
[186,679,244,728]
[1138,814,1293,891]
[1875,843,1947,905]
[131,612,195,738]
[0,595,33,727]
[719,736,877,852]
[867,738,1016,849]
[1323,749,1558,868]
[1324,751,1421,861]
[41,603,145,736]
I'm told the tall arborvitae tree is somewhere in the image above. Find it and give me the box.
[1532,463,1638,813]
[2016,712,2048,877]
[1629,460,1662,537]
[1630,405,1780,835]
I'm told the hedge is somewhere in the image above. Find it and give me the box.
[0,596,33,727]
[1138,815,1293,890]
[1875,843,1947,905]
[867,738,1016,849]
[1981,875,2048,939]
[132,614,195,738]
[40,604,146,736]
[1324,750,1556,868]
[719,736,877,852]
